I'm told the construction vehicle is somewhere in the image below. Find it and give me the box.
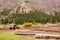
[22,22,33,27]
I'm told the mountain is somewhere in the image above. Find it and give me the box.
[0,0,60,14]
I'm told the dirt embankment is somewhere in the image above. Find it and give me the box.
[29,26,60,32]
[21,24,60,32]
[0,24,60,32]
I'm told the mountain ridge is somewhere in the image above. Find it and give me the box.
[0,0,60,14]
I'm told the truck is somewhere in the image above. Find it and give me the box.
[22,22,33,27]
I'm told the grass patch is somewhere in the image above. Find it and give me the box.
[0,24,9,27]
[0,31,20,40]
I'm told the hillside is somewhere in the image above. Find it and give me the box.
[0,0,60,24]
[0,0,60,14]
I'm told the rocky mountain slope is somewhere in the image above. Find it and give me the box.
[0,0,60,14]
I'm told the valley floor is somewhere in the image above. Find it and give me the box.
[0,30,59,40]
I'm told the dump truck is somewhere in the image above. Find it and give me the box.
[22,22,33,27]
